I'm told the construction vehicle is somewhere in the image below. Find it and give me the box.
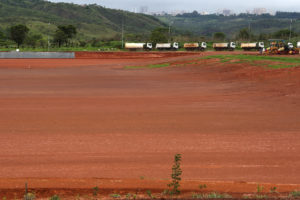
[125,43,152,51]
[264,39,299,55]
[184,42,207,51]
[156,42,179,51]
[213,42,236,51]
[241,42,264,51]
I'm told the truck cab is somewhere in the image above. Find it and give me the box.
[201,42,207,50]
[258,42,264,49]
[230,42,236,50]
[173,42,179,50]
[146,43,153,50]
[287,42,294,49]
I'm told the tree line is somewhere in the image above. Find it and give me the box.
[1,24,299,50]
[0,24,77,49]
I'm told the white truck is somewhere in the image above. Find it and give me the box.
[213,42,236,51]
[241,42,264,51]
[125,43,152,51]
[184,42,207,51]
[156,42,179,51]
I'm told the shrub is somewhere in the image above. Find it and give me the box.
[167,154,182,195]
[49,195,60,200]
[290,191,300,198]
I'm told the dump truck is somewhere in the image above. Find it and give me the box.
[241,42,264,51]
[156,42,179,51]
[264,39,299,55]
[213,42,236,51]
[125,43,152,51]
[184,42,207,51]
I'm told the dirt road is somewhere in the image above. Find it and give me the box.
[0,52,300,198]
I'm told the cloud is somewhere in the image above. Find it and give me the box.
[49,0,300,12]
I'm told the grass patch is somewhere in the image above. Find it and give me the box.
[199,54,300,69]
[192,192,232,199]
[125,63,170,69]
[289,191,300,198]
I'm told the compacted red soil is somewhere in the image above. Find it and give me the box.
[0,51,300,199]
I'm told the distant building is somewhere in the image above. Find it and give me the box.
[252,8,268,15]
[139,6,149,14]
[221,9,233,16]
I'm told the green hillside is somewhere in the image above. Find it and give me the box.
[157,12,300,40]
[0,0,165,41]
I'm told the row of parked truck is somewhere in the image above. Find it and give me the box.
[125,41,300,51]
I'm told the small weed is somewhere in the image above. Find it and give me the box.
[192,192,232,199]
[140,176,145,180]
[255,194,268,199]
[110,194,121,199]
[125,193,132,200]
[49,195,60,200]
[290,190,300,198]
[2,197,6,200]
[92,186,99,196]
[132,194,137,200]
[257,184,264,193]
[270,187,278,193]
[146,190,155,199]
[24,193,35,200]
[199,184,207,190]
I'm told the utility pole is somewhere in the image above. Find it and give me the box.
[248,17,251,42]
[289,19,292,42]
[47,22,50,52]
[121,14,124,49]
[169,21,173,43]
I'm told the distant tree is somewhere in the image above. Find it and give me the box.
[150,27,169,43]
[54,25,77,47]
[258,33,268,41]
[273,29,297,39]
[0,31,5,40]
[53,29,68,47]
[25,33,43,48]
[237,28,250,41]
[10,24,29,48]
[57,25,77,40]
[213,32,226,42]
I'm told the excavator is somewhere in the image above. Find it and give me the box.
[263,39,299,55]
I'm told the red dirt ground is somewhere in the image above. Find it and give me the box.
[0,51,300,199]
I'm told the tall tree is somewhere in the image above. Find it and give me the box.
[213,32,226,42]
[10,24,29,48]
[150,27,169,44]
[54,25,77,47]
[237,28,250,41]
[53,29,68,47]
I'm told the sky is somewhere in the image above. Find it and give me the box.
[49,0,300,13]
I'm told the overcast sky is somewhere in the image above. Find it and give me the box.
[49,0,300,13]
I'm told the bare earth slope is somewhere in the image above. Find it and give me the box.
[0,52,300,198]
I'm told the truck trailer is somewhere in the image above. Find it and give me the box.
[125,43,152,51]
[184,42,207,51]
[156,42,179,51]
[241,42,264,51]
[213,42,236,51]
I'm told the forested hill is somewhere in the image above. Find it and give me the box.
[0,0,165,40]
[157,11,300,39]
